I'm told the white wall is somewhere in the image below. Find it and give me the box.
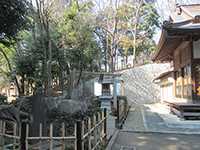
[161,84,174,102]
[94,82,102,96]
[160,76,175,103]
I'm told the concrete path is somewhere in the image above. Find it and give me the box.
[110,131,200,150]
[107,104,200,150]
[123,104,200,134]
[123,106,146,131]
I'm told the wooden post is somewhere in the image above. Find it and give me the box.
[19,123,21,138]
[2,121,5,135]
[61,123,65,150]
[0,120,2,134]
[181,68,184,99]
[74,123,77,150]
[0,121,3,148]
[39,123,42,150]
[101,111,104,138]
[76,121,82,150]
[93,114,97,146]
[13,123,17,150]
[0,121,5,149]
[116,98,120,128]
[97,112,101,140]
[3,122,6,147]
[103,108,107,142]
[88,118,91,150]
[81,121,84,150]
[50,123,53,150]
[25,124,29,150]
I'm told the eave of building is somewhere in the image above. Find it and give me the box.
[152,28,183,62]
[180,4,200,19]
[153,70,174,82]
[153,4,200,63]
[153,23,200,62]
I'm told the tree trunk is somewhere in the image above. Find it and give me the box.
[36,0,52,96]
[46,39,52,96]
[0,47,21,96]
[35,0,48,94]
[20,75,25,96]
[105,33,108,72]
[132,0,143,64]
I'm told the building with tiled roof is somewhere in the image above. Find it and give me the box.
[153,4,200,107]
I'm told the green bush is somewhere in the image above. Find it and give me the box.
[0,94,8,104]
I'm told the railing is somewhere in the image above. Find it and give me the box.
[116,96,129,129]
[26,123,77,150]
[77,108,107,150]
[0,120,21,149]
[0,108,107,150]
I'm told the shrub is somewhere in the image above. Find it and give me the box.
[0,94,8,104]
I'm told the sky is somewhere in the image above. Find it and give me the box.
[154,0,200,43]
[155,0,200,21]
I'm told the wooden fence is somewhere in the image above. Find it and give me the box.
[116,96,130,129]
[0,108,107,150]
[26,123,77,150]
[0,120,21,149]
[77,108,107,150]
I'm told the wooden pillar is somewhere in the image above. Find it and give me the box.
[49,123,53,150]
[93,114,97,146]
[173,72,176,98]
[97,112,101,140]
[61,123,65,150]
[0,121,5,149]
[88,118,91,150]
[81,121,84,150]
[74,123,77,150]
[116,98,120,128]
[181,68,184,100]
[39,123,42,150]
[13,123,17,150]
[191,61,195,100]
[76,121,83,150]
[0,121,3,148]
[21,123,27,150]
[103,108,107,142]
[191,39,195,101]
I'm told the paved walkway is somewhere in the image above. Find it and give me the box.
[124,104,200,134]
[123,106,146,131]
[107,104,200,150]
[110,131,200,150]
